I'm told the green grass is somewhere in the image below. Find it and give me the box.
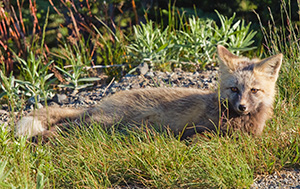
[44,96,300,188]
[0,72,299,188]
[50,124,254,188]
[0,99,298,188]
[0,129,53,188]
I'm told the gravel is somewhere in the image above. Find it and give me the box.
[251,169,300,189]
[1,67,299,188]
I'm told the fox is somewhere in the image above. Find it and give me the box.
[15,45,283,139]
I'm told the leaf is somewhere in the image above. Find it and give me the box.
[55,66,74,79]
[44,73,54,81]
[76,83,94,90]
[156,43,169,53]
[58,84,75,89]
[39,60,54,74]
[77,77,101,82]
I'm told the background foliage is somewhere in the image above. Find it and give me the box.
[0,0,265,102]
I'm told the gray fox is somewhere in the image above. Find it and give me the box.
[15,45,283,139]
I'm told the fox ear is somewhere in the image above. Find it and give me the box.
[217,45,239,72]
[254,53,283,80]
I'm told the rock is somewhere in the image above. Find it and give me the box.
[145,71,154,78]
[130,83,141,89]
[52,94,68,104]
[136,62,149,75]
[0,110,8,115]
[47,101,59,107]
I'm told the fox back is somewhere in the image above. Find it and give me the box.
[15,45,283,139]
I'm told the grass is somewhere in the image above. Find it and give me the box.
[34,125,256,188]
[1,100,298,188]
[48,91,299,188]
[0,79,299,188]
[0,1,300,189]
[1,68,299,188]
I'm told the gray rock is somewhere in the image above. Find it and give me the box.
[136,62,149,75]
[0,110,8,115]
[130,83,141,89]
[145,71,154,78]
[52,94,68,104]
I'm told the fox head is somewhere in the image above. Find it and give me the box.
[217,45,283,115]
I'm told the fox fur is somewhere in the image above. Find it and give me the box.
[15,45,283,139]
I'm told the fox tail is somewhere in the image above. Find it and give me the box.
[15,107,85,138]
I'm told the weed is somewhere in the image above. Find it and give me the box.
[0,70,23,123]
[14,51,56,101]
[128,11,257,70]
[55,42,101,92]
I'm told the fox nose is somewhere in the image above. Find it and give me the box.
[238,104,247,112]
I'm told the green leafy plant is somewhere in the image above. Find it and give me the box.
[2,8,57,105]
[177,12,257,68]
[214,11,257,55]
[14,51,56,101]
[0,70,22,112]
[176,17,216,66]
[127,20,175,65]
[55,43,101,92]
[0,69,24,127]
[128,12,257,70]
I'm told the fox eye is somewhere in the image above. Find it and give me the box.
[251,88,259,94]
[230,87,238,92]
